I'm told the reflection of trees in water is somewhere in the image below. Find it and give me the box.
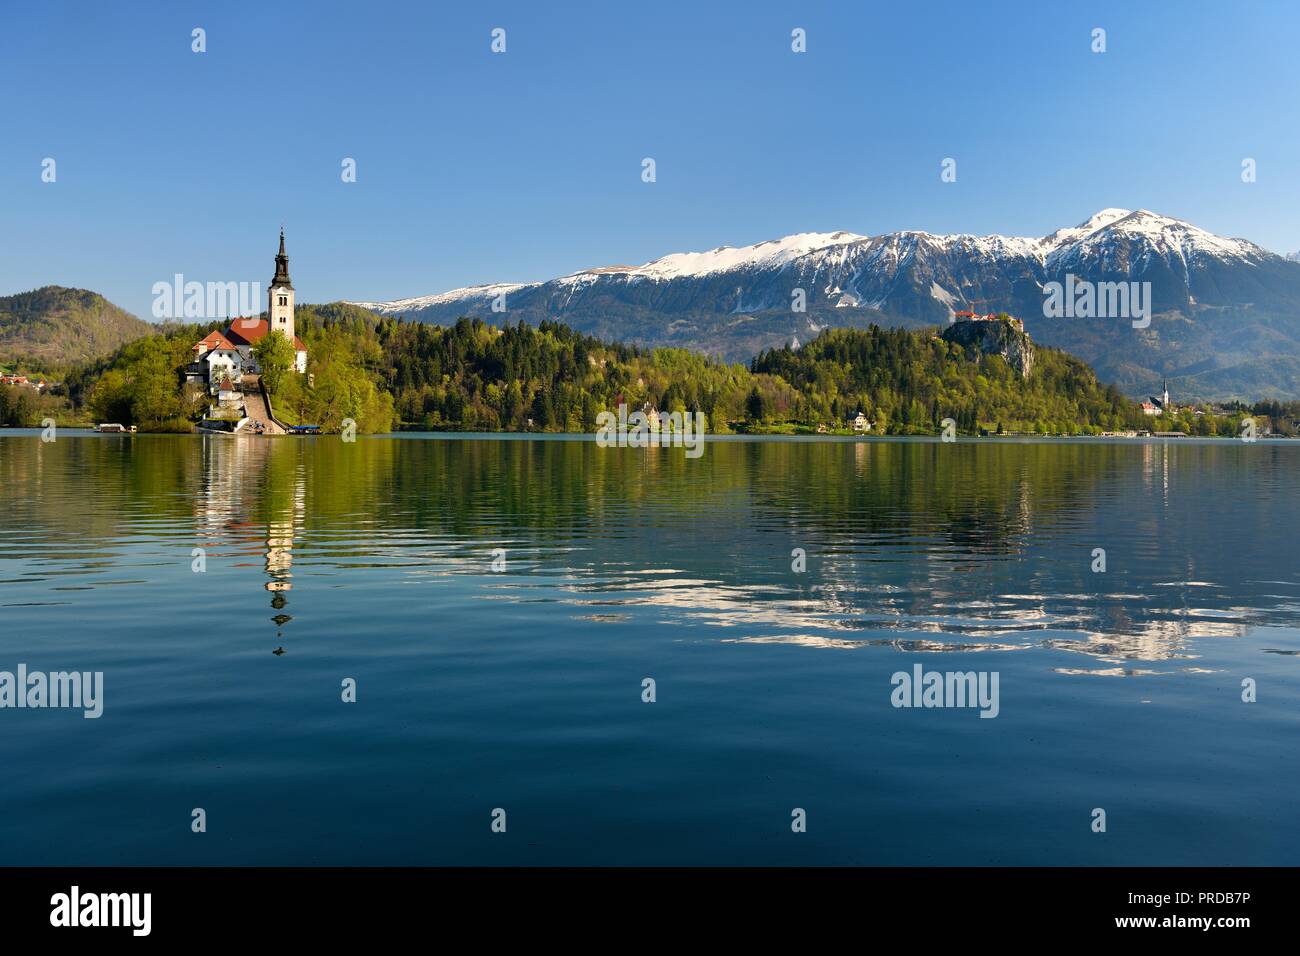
[374,439,1072,549]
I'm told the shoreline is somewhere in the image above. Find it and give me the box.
[0,426,1292,444]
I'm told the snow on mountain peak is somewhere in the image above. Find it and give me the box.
[615,230,868,280]
[350,282,530,314]
[346,209,1272,316]
[1086,207,1134,226]
[1040,208,1132,248]
[1044,208,1261,266]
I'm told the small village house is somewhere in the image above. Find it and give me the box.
[216,376,240,406]
[0,373,42,389]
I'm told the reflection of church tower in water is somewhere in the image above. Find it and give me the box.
[263,462,306,653]
[266,513,298,652]
[194,435,306,654]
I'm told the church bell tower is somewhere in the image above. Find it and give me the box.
[268,227,295,344]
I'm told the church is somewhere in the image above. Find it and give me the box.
[1141,378,1172,417]
[191,229,308,396]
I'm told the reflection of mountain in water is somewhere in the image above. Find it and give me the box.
[553,570,1255,668]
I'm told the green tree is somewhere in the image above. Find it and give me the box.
[253,331,296,394]
[128,337,186,428]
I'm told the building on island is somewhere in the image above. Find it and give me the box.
[851,411,871,432]
[192,330,243,397]
[190,229,308,391]
[266,228,304,371]
[188,229,308,431]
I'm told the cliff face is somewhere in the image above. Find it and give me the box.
[940,318,1034,378]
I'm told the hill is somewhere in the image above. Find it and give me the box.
[0,286,152,366]
[328,311,1158,436]
[751,319,1139,435]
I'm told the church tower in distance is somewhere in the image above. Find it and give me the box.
[269,227,295,345]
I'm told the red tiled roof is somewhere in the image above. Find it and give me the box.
[194,330,235,351]
[225,317,268,346]
[195,336,233,352]
[224,318,306,351]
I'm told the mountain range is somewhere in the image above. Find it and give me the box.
[350,209,1300,401]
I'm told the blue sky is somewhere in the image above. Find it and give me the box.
[2,0,1298,319]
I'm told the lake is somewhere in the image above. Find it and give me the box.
[0,431,1297,865]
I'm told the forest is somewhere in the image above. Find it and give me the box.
[0,304,1282,438]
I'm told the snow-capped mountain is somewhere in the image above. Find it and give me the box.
[350,210,1300,400]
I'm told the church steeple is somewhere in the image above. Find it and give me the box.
[268,227,296,348]
[272,226,292,289]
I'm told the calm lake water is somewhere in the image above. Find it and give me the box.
[0,431,1297,865]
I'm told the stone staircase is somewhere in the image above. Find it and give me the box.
[235,375,286,435]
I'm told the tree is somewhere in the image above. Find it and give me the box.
[531,388,554,430]
[745,386,767,421]
[129,337,186,428]
[253,331,296,394]
[0,385,36,426]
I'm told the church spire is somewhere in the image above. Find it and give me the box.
[272,226,292,289]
